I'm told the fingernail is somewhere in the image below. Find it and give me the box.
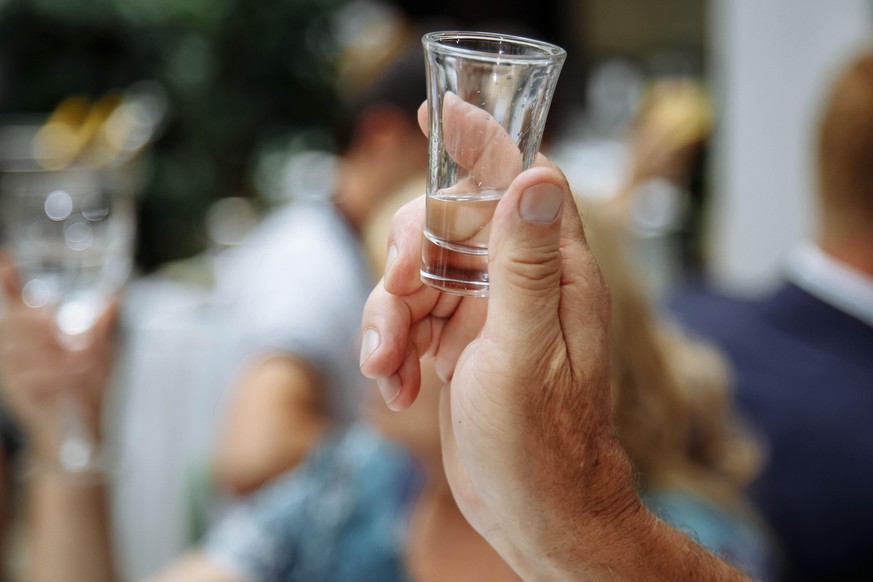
[377,374,401,407]
[385,245,398,277]
[520,183,563,223]
[360,328,380,366]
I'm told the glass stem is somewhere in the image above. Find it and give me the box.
[57,389,96,472]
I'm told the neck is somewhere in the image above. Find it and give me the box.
[406,470,520,582]
[818,225,873,278]
[418,467,453,503]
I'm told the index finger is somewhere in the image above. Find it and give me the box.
[419,94,523,190]
[442,92,523,190]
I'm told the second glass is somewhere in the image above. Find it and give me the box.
[1,164,135,472]
[420,31,566,296]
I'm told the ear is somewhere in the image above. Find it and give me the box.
[0,252,21,300]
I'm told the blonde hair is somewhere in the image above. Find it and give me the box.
[581,201,760,504]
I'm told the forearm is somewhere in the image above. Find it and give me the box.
[28,469,116,582]
[501,437,753,582]
[516,506,753,582]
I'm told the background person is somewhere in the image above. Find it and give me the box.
[669,44,873,581]
[209,6,427,497]
[0,178,771,582]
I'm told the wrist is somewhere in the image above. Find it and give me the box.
[509,482,749,581]
[28,402,104,466]
[28,429,108,479]
[518,499,650,581]
[506,434,647,580]
[23,447,112,486]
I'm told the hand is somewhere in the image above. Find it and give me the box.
[0,255,118,461]
[360,102,641,578]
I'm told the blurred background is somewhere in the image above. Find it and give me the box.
[0,0,871,579]
[2,0,869,293]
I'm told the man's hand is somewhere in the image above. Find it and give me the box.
[360,100,753,581]
[360,107,643,575]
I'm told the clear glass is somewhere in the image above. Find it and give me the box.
[1,163,135,472]
[420,31,566,296]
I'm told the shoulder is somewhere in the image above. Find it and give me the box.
[666,281,762,342]
[217,200,372,330]
[252,425,415,510]
[258,201,355,252]
[222,200,365,282]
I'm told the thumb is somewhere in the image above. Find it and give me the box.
[485,166,568,348]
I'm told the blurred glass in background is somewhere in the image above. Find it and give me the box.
[0,0,350,271]
[0,0,713,296]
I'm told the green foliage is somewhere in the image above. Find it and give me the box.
[0,0,349,269]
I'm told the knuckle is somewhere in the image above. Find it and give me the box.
[499,246,562,293]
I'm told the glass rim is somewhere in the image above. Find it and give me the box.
[422,31,566,64]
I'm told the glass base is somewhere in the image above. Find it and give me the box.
[420,271,489,297]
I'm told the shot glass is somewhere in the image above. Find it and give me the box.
[420,31,566,296]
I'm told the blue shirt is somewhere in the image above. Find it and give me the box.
[204,425,421,582]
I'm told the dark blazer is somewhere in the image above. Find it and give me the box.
[669,282,873,581]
